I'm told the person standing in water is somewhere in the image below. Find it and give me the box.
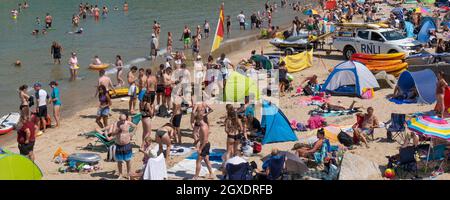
[181,25,191,50]
[93,5,100,21]
[167,32,173,55]
[192,35,200,58]
[115,55,124,87]
[123,2,129,12]
[11,9,19,20]
[150,33,159,61]
[49,81,61,128]
[72,14,80,27]
[204,20,210,38]
[237,11,246,30]
[153,21,161,38]
[50,41,63,65]
[69,52,79,81]
[102,6,108,17]
[45,13,52,29]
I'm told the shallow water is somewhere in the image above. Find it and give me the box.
[0,0,301,119]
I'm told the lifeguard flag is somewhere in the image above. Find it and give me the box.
[211,3,225,53]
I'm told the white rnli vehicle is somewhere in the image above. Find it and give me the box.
[333,28,422,60]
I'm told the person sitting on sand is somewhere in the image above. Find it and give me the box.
[301,75,319,96]
[353,107,379,148]
[92,55,102,65]
[392,86,418,101]
[292,128,325,159]
[320,100,358,112]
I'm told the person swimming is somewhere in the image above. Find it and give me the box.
[92,55,102,65]
[68,28,83,34]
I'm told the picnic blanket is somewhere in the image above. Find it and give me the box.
[167,149,225,179]
[297,96,328,107]
[309,108,360,117]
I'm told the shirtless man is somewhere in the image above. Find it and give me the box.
[171,95,183,144]
[123,2,129,12]
[96,69,115,97]
[145,69,157,116]
[137,68,147,102]
[153,21,161,38]
[45,13,52,29]
[353,107,379,148]
[193,112,214,180]
[191,98,212,147]
[156,64,165,107]
[127,66,138,114]
[163,68,173,109]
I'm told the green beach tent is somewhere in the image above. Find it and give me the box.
[224,72,260,102]
[0,148,43,180]
[250,55,273,70]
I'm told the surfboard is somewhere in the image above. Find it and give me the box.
[0,112,20,135]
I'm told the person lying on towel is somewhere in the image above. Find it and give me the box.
[292,128,325,159]
[320,100,360,112]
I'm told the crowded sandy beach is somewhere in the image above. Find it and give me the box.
[1,0,450,181]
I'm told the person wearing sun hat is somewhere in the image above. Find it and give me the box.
[49,81,61,127]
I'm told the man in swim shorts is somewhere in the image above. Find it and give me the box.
[237,11,246,30]
[145,69,157,116]
[33,83,49,133]
[171,95,183,144]
[193,111,214,180]
[45,13,52,29]
[182,25,191,49]
[97,69,115,97]
[156,64,165,107]
[150,33,159,61]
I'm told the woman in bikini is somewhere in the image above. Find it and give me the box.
[19,85,30,118]
[155,123,174,159]
[115,55,124,87]
[95,85,112,128]
[224,110,243,166]
[140,92,153,148]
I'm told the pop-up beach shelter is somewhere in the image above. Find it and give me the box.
[250,55,273,70]
[224,72,260,102]
[397,69,437,104]
[0,148,43,180]
[261,101,298,144]
[417,17,437,43]
[322,61,379,96]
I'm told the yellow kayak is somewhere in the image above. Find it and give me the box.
[89,64,110,70]
[367,62,408,73]
[352,53,406,60]
[109,87,140,97]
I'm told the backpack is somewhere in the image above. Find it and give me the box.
[157,105,170,118]
[106,144,116,162]
[337,131,353,147]
[253,142,262,154]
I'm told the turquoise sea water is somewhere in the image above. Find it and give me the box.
[0,0,303,144]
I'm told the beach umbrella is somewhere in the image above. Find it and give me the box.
[415,7,431,14]
[407,115,450,140]
[304,9,318,16]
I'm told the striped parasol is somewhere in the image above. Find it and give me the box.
[407,116,450,140]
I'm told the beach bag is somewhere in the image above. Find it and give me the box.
[157,105,170,118]
[337,131,353,147]
[106,144,116,162]
[361,88,374,99]
[253,142,262,154]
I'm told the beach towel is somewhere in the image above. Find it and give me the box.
[151,144,192,157]
[297,96,328,107]
[167,149,225,179]
[309,108,360,117]
[388,98,417,105]
[143,154,168,180]
[307,115,326,129]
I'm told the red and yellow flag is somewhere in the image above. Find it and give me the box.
[211,3,225,53]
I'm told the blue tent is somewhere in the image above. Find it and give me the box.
[397,69,437,104]
[417,17,436,43]
[404,21,415,38]
[261,101,298,144]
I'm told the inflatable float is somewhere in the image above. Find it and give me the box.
[0,112,20,135]
[68,153,101,164]
[89,64,110,70]
[352,58,403,66]
[351,52,406,60]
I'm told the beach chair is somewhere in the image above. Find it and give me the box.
[385,113,406,144]
[224,162,254,180]
[420,144,447,173]
[91,132,115,151]
[393,146,418,179]
[267,155,286,180]
[355,114,375,141]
